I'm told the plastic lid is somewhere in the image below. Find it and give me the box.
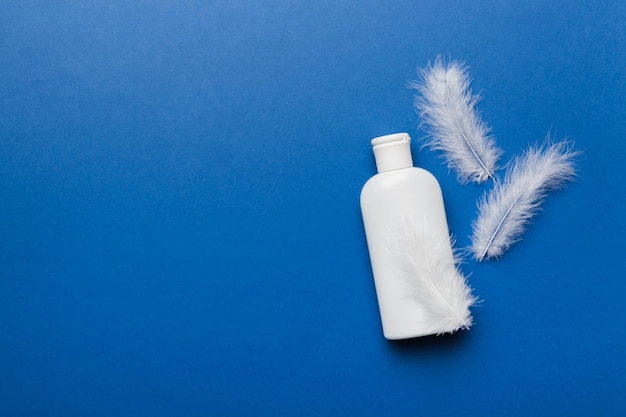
[371,133,414,173]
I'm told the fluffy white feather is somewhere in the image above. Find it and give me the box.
[391,218,477,334]
[410,58,503,183]
[471,139,579,261]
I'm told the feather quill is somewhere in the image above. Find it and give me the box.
[471,139,579,261]
[391,217,477,334]
[410,58,503,183]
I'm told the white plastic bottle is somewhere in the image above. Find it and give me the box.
[360,133,463,340]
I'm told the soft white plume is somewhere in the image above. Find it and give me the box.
[471,138,579,261]
[391,218,477,335]
[410,58,503,183]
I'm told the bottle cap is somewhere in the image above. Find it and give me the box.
[371,133,414,173]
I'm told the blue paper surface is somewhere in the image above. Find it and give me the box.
[1,1,625,415]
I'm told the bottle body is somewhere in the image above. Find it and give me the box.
[360,133,456,339]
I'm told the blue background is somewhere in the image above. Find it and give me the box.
[1,1,625,415]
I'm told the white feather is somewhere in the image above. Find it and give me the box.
[391,218,477,335]
[471,138,579,261]
[410,58,503,184]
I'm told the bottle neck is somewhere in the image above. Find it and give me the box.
[371,133,414,173]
